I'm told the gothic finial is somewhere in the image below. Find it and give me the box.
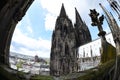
[89,9,104,31]
[89,9,106,39]
[89,9,99,26]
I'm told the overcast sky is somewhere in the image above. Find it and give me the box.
[10,0,119,58]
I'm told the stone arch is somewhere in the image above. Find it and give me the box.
[0,0,34,66]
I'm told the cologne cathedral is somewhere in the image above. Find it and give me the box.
[50,4,92,76]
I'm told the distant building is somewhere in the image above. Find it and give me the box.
[35,55,39,62]
[9,52,49,75]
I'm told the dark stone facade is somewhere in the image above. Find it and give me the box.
[0,0,34,66]
[50,4,92,76]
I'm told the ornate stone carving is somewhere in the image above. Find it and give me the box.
[89,9,106,37]
[89,9,116,64]
[50,4,92,76]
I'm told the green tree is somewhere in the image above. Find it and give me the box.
[16,60,23,71]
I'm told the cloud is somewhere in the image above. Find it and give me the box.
[44,13,56,31]
[25,14,33,34]
[10,27,51,58]
[26,26,33,33]
[20,13,33,34]
[40,0,109,35]
[10,0,113,58]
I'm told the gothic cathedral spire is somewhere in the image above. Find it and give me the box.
[59,3,67,17]
[74,8,92,47]
[50,4,78,76]
[75,8,83,25]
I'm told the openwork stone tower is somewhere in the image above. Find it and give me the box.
[50,4,92,76]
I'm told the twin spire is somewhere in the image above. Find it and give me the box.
[59,3,82,22]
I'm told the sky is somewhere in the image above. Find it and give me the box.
[10,0,120,58]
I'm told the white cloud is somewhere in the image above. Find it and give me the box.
[10,0,113,58]
[22,13,33,34]
[40,0,62,15]
[26,26,33,33]
[17,13,34,35]
[25,14,33,34]
[40,0,109,34]
[44,13,56,31]
[17,21,22,27]
[10,27,51,58]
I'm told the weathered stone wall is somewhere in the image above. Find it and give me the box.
[0,0,34,66]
